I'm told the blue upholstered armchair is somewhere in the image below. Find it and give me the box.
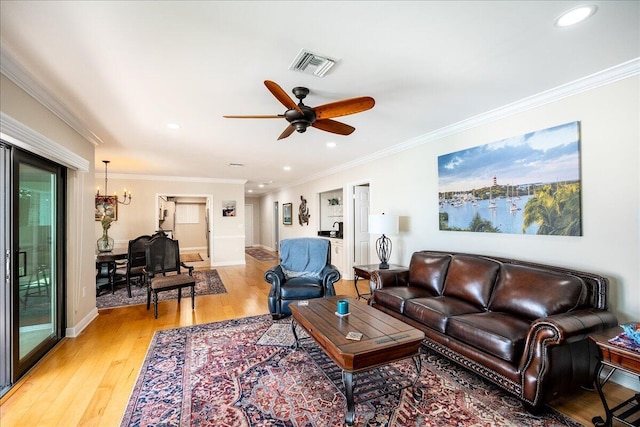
[265,238,341,319]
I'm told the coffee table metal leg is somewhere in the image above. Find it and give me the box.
[342,370,356,425]
[412,354,423,400]
[290,320,300,350]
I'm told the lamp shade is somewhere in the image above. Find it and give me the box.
[368,214,399,235]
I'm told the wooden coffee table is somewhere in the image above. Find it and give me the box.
[289,295,425,425]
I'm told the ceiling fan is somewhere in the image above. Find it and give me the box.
[223,80,375,140]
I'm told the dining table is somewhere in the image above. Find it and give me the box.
[95,247,128,295]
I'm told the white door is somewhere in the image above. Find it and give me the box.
[245,204,254,247]
[353,185,370,266]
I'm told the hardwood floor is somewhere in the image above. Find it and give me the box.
[0,251,633,426]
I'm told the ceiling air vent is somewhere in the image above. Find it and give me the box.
[288,49,338,78]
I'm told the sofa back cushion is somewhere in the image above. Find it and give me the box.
[489,264,587,320]
[408,252,451,295]
[443,255,500,309]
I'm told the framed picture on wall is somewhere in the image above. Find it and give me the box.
[222,200,236,217]
[283,203,292,225]
[95,195,118,221]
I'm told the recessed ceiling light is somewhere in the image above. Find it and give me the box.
[555,5,597,27]
[247,189,253,193]
[258,184,265,188]
[283,166,291,171]
[327,142,337,148]
[167,123,181,130]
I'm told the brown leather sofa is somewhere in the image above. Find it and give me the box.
[370,250,618,412]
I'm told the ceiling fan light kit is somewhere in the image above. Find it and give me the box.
[223,80,375,140]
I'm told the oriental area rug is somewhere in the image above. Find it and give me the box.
[120,315,583,427]
[97,269,226,309]
[245,247,279,262]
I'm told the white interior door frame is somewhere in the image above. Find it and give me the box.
[344,179,371,280]
[154,193,213,265]
[245,203,254,247]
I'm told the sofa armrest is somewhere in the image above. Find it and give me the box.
[320,264,341,296]
[370,268,410,291]
[264,265,285,287]
[519,308,618,406]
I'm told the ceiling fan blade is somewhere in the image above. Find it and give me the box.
[313,96,375,120]
[277,125,296,140]
[264,80,303,114]
[223,115,284,119]
[312,119,355,136]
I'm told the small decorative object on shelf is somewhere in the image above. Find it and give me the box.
[97,214,114,253]
[328,198,340,206]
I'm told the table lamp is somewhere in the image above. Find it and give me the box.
[368,213,399,269]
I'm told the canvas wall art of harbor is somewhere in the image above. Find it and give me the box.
[438,121,582,236]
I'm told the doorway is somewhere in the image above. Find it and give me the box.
[353,184,370,266]
[156,194,212,265]
[1,143,66,394]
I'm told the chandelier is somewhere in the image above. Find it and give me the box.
[96,160,132,205]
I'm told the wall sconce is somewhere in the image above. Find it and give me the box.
[368,213,399,269]
[96,160,132,205]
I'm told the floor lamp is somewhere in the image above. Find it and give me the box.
[368,213,399,269]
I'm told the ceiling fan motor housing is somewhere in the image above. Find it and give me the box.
[285,106,316,132]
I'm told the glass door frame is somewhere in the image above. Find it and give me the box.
[10,146,66,382]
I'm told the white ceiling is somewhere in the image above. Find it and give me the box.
[1,1,638,195]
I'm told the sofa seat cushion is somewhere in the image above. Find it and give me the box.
[405,296,483,333]
[373,286,433,314]
[447,312,531,363]
[280,277,323,299]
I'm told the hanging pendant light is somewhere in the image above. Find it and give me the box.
[96,160,132,205]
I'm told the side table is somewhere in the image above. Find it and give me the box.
[589,326,640,427]
[352,264,406,301]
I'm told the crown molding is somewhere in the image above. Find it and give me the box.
[0,48,103,147]
[0,112,90,171]
[94,172,247,185]
[293,57,640,188]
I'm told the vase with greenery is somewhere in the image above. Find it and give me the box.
[97,214,114,252]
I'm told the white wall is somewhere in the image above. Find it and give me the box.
[260,76,640,325]
[94,176,246,267]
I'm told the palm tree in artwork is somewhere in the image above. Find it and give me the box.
[522,183,581,235]
[468,213,500,233]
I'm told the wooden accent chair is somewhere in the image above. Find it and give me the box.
[144,235,195,318]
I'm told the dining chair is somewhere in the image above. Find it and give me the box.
[144,235,196,318]
[116,234,151,297]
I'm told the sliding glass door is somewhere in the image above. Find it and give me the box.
[1,142,65,393]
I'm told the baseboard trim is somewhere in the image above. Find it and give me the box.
[65,307,98,338]
[212,260,245,267]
